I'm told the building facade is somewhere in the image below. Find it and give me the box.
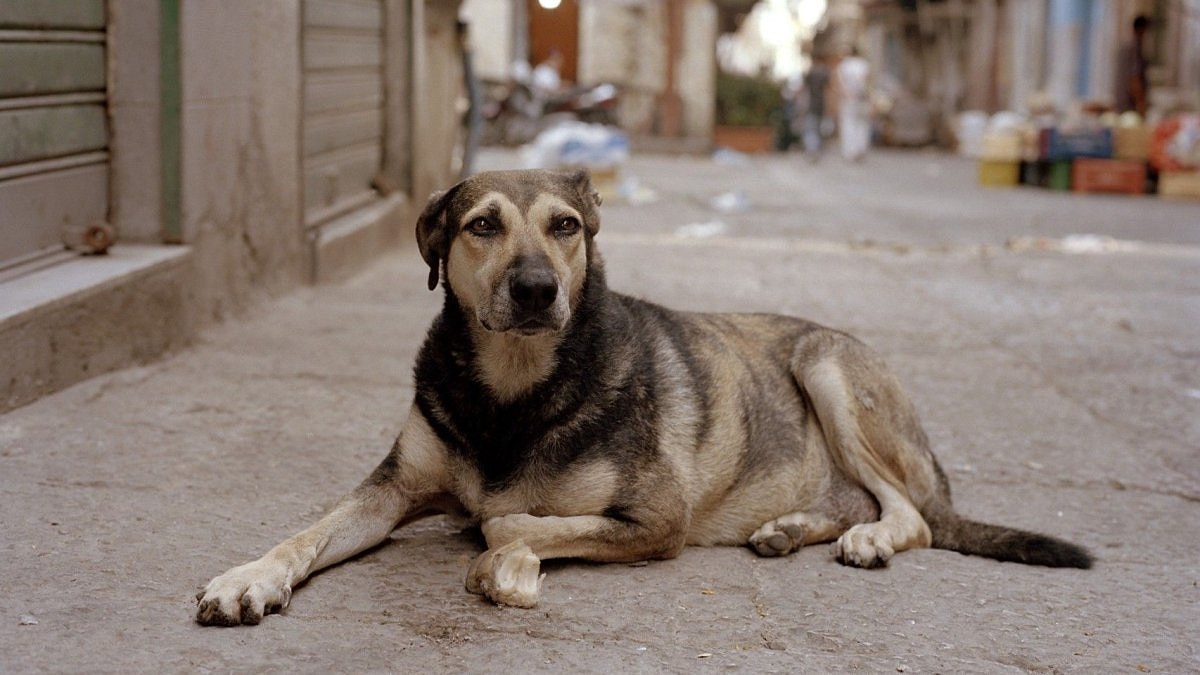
[851,0,1200,142]
[0,0,467,412]
[460,0,719,143]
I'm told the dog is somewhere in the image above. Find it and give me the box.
[196,168,1092,626]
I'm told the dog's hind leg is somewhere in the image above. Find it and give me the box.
[793,332,944,568]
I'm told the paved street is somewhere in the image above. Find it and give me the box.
[3,148,1198,672]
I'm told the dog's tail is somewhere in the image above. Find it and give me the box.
[924,509,1093,569]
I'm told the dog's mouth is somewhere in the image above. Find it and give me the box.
[478,315,562,336]
[510,317,560,336]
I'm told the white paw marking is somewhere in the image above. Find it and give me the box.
[833,523,895,568]
[195,559,292,626]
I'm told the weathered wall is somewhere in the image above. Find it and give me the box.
[180,1,307,320]
[412,0,467,200]
[460,0,515,81]
[678,0,717,139]
[0,0,464,413]
[579,0,667,134]
[108,0,162,242]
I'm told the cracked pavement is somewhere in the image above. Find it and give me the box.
[2,148,1197,672]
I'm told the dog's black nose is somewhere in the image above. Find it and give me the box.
[509,267,558,313]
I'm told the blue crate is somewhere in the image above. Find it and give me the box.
[1041,128,1113,161]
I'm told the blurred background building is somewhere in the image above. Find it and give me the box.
[463,0,1199,148]
[853,0,1200,145]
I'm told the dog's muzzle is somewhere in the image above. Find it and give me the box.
[497,260,563,334]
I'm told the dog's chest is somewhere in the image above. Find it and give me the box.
[451,456,619,521]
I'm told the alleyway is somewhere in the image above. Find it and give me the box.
[3,148,1198,672]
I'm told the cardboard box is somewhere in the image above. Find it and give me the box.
[1113,126,1153,161]
[1158,170,1200,199]
[979,160,1019,187]
[1072,158,1146,195]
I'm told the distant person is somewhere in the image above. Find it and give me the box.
[774,85,799,152]
[531,50,564,97]
[1117,15,1151,116]
[802,55,831,159]
[835,47,871,161]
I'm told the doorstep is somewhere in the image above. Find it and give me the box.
[0,245,193,413]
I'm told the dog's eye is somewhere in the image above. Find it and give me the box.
[553,217,581,236]
[465,218,497,237]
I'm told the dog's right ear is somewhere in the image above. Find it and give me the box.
[415,188,456,291]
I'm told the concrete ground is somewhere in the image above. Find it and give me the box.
[2,148,1198,673]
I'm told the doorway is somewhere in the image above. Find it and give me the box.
[526,0,578,82]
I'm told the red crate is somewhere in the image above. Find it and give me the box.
[1071,158,1146,195]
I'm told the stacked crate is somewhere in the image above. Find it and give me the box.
[1150,117,1200,199]
[1014,128,1085,191]
[1043,128,1120,193]
[981,115,1199,200]
[1069,127,1148,196]
[978,131,1021,187]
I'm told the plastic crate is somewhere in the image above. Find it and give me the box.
[1020,161,1050,188]
[1041,128,1113,160]
[1071,159,1146,195]
[1048,160,1073,191]
[979,160,1019,187]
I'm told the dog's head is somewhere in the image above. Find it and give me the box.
[416,169,602,336]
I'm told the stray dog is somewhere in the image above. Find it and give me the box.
[196,169,1092,625]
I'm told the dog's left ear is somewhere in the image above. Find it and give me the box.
[415,187,457,291]
[567,169,602,235]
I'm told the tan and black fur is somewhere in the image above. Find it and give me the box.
[196,169,1091,626]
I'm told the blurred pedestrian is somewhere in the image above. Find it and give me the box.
[532,50,564,98]
[835,47,871,161]
[1116,15,1151,116]
[773,85,799,152]
[802,54,831,159]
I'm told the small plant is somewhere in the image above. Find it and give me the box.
[716,72,782,127]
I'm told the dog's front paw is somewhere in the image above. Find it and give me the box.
[465,541,544,608]
[832,523,894,569]
[195,559,293,626]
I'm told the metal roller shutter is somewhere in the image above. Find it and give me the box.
[0,0,109,270]
[303,0,385,228]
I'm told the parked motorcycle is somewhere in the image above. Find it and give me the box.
[482,80,620,146]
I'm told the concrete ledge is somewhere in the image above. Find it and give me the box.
[312,193,412,284]
[0,245,194,412]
